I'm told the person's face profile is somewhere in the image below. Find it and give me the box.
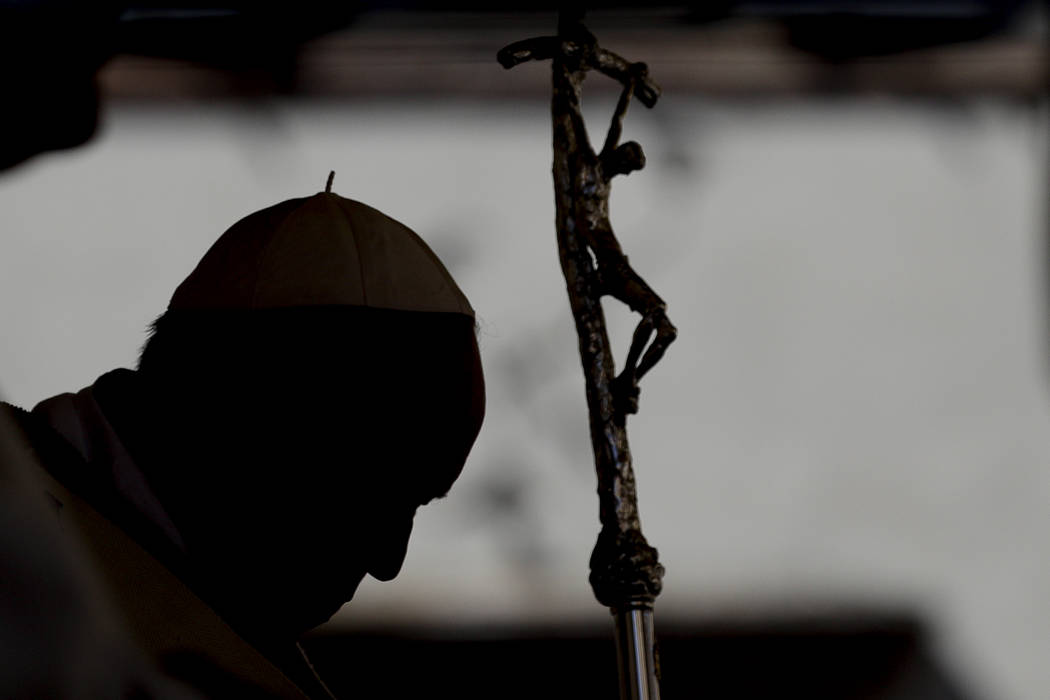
[157,310,485,637]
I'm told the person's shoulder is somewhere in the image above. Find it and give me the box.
[1,399,32,425]
[1,400,78,464]
[2,398,94,489]
[0,401,41,471]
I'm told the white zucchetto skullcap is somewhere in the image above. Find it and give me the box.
[169,191,474,318]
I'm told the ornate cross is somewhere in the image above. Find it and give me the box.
[499,11,677,699]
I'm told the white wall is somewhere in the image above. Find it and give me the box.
[0,96,1045,700]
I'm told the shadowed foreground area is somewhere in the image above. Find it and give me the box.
[303,614,972,699]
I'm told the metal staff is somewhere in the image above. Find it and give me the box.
[499,11,677,700]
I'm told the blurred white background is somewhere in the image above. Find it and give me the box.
[0,92,1046,698]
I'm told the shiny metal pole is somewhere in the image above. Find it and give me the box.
[499,11,676,700]
[614,607,660,700]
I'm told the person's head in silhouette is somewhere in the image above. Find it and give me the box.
[97,190,485,644]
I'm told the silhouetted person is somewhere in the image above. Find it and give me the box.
[3,189,485,698]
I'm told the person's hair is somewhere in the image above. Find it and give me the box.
[140,305,476,379]
[134,304,483,507]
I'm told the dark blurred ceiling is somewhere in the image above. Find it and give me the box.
[108,1,1035,62]
[0,1,1043,170]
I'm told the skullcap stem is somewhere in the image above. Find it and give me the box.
[325,171,335,193]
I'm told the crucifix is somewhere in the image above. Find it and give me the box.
[499,10,677,700]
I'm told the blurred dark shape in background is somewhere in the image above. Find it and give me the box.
[0,2,116,170]
[0,1,358,169]
[731,0,1031,57]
